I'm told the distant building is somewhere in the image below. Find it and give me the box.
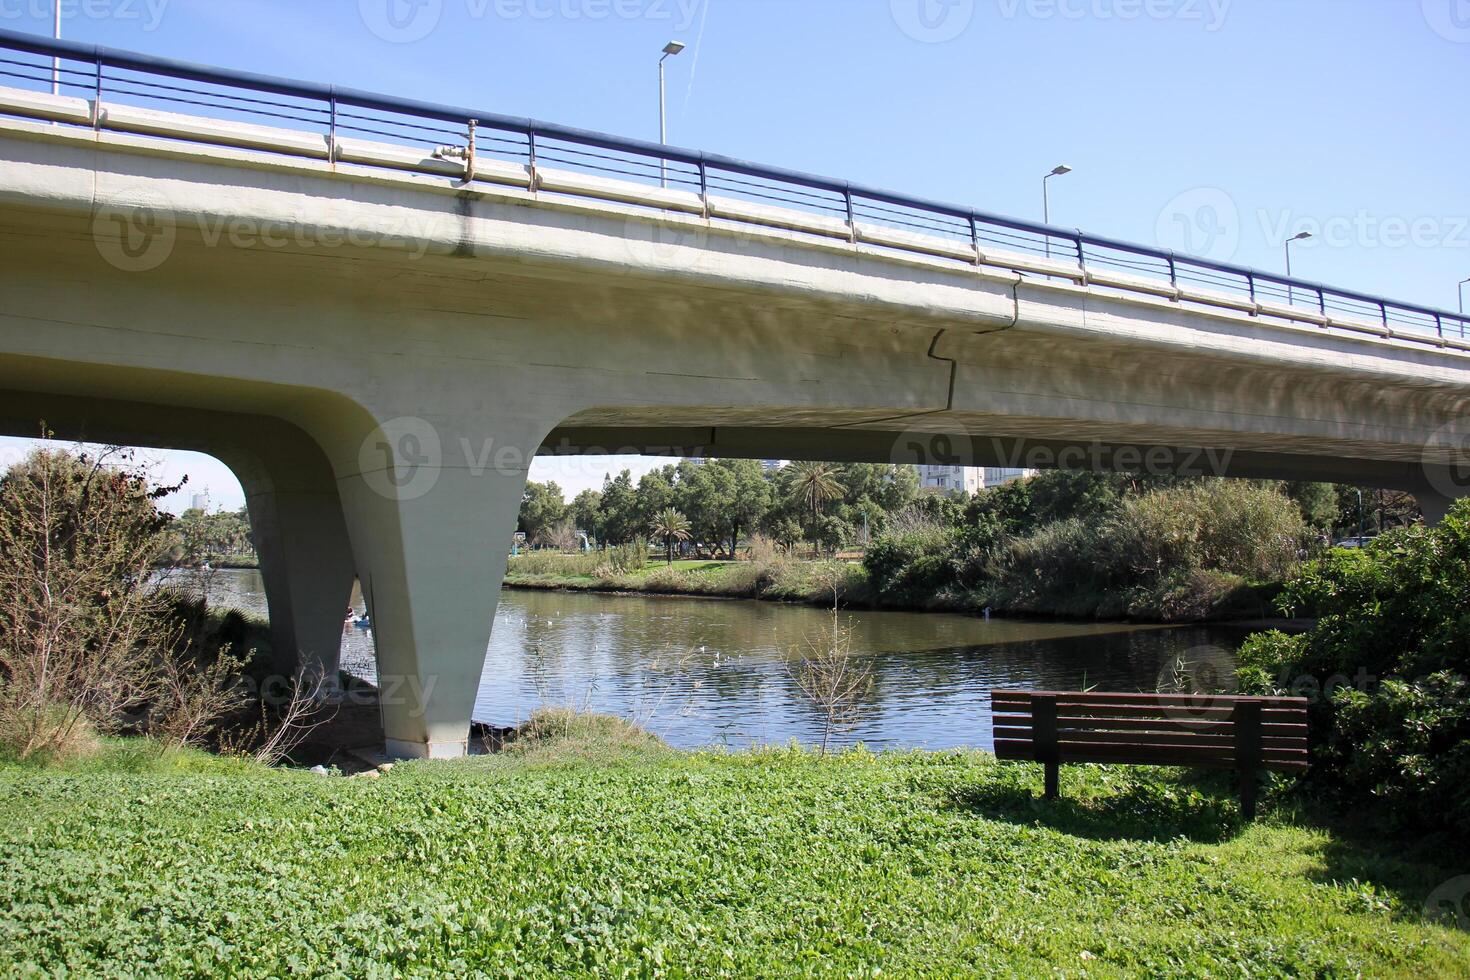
[760,459,785,472]
[916,465,1037,495]
[916,464,983,495]
[190,492,209,512]
[983,467,1035,487]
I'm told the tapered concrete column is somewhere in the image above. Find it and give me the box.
[333,414,545,760]
[1415,489,1460,525]
[243,486,356,686]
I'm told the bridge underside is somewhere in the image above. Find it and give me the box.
[2,117,1468,757]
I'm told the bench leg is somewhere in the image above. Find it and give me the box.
[1044,761,1059,800]
[1239,768,1258,821]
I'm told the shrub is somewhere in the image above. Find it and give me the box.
[0,447,175,759]
[981,481,1304,621]
[863,519,957,605]
[1236,502,1470,836]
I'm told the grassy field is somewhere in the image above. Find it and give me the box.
[1,718,1467,976]
[504,551,871,609]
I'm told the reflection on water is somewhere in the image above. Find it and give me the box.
[210,569,1243,752]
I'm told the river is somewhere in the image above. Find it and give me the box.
[208,568,1248,752]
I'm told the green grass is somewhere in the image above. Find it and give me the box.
[1,727,1466,977]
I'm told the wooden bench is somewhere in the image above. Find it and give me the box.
[991,690,1309,818]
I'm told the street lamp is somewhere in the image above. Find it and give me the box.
[1042,164,1071,258]
[658,40,685,188]
[1285,231,1311,305]
[51,1,60,97]
[1458,276,1469,316]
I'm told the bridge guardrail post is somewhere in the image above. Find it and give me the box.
[327,93,337,165]
[527,129,538,190]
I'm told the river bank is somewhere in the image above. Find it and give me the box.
[502,554,1285,624]
[2,720,1465,976]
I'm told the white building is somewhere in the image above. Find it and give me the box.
[916,464,983,495]
[916,465,1037,495]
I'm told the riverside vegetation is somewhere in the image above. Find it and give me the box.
[514,462,1421,622]
[3,445,1467,974]
[0,445,324,766]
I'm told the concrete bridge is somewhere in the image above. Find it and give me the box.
[1,30,1468,757]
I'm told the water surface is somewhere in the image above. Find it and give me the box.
[209,569,1243,751]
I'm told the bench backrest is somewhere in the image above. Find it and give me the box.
[992,690,1308,772]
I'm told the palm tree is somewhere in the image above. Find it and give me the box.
[649,507,692,565]
[788,461,842,555]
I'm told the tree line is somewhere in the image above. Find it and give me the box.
[521,458,1419,559]
[520,460,921,557]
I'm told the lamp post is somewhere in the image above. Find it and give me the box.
[51,1,60,97]
[1285,231,1311,305]
[658,40,685,188]
[1042,164,1071,258]
[1458,276,1469,316]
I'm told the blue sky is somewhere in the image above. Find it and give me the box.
[1,0,1466,509]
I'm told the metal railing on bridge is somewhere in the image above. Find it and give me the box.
[0,27,1465,348]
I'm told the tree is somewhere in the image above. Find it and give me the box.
[787,461,843,552]
[723,459,773,557]
[569,489,603,545]
[787,613,872,756]
[649,508,692,565]
[519,481,566,545]
[0,447,175,758]
[635,466,677,533]
[1281,481,1338,532]
[598,471,641,546]
[675,462,731,555]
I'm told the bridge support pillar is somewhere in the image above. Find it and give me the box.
[1411,470,1466,525]
[244,485,356,689]
[335,416,542,760]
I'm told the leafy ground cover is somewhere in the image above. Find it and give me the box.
[1,724,1466,976]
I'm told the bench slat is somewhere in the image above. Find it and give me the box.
[992,690,1307,710]
[993,726,1305,751]
[995,738,1308,771]
[993,713,1306,737]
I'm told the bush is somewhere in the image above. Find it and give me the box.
[982,480,1304,621]
[0,447,175,759]
[1236,502,1470,836]
[863,519,957,606]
